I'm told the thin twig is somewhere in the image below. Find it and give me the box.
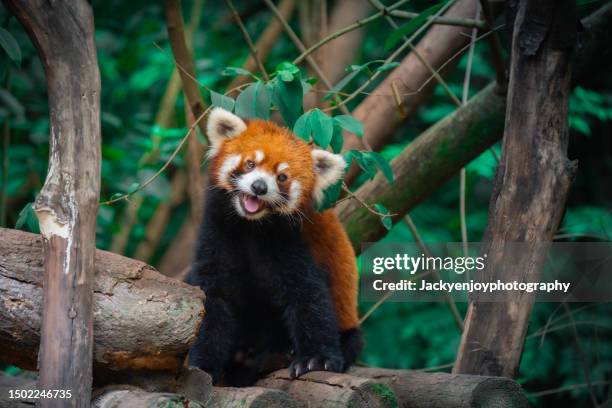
[323,0,456,113]
[224,0,269,81]
[368,0,462,107]
[341,183,396,218]
[529,381,612,398]
[262,0,352,116]
[404,215,465,332]
[293,0,410,65]
[100,82,250,205]
[359,268,436,324]
[293,0,487,65]
[459,6,480,258]
[563,303,600,407]
[390,9,486,29]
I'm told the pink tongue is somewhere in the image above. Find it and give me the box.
[244,196,261,213]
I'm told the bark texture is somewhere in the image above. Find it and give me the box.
[165,0,208,139]
[0,228,204,373]
[209,386,298,408]
[344,0,480,184]
[5,1,102,405]
[453,0,577,378]
[349,367,529,408]
[257,369,398,408]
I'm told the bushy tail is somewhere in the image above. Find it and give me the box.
[340,327,363,370]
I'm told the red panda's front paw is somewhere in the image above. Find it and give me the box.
[289,353,344,378]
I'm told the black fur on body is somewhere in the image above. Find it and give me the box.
[187,184,362,386]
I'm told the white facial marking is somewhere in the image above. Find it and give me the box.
[311,149,346,204]
[217,154,241,185]
[207,108,247,147]
[237,169,279,199]
[255,150,265,163]
[287,180,302,211]
[277,162,289,172]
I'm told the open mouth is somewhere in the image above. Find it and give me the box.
[239,192,266,215]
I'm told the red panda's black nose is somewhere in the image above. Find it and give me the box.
[250,179,268,196]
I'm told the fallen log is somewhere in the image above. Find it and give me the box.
[209,386,298,408]
[257,369,398,408]
[349,367,530,408]
[93,388,204,408]
[0,228,205,372]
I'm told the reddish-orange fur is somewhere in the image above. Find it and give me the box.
[211,119,359,331]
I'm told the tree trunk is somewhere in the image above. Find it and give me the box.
[5,1,101,405]
[453,0,577,378]
[0,228,204,373]
[257,369,398,408]
[349,367,529,408]
[337,1,612,252]
[344,0,480,185]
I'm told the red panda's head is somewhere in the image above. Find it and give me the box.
[206,108,346,220]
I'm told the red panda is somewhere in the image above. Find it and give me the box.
[187,108,362,385]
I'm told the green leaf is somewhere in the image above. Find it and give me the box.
[293,111,312,141]
[253,81,272,119]
[210,90,235,111]
[323,69,362,102]
[345,149,379,178]
[127,182,140,194]
[235,81,271,119]
[310,109,334,149]
[569,116,591,136]
[374,203,392,230]
[0,28,21,65]
[110,193,123,201]
[369,152,394,184]
[0,89,25,118]
[272,75,304,127]
[375,62,400,72]
[334,115,363,138]
[15,202,39,233]
[330,124,344,153]
[384,1,447,51]
[275,61,300,78]
[221,66,253,77]
[316,180,343,212]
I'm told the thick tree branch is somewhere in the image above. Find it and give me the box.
[343,0,481,184]
[165,0,208,142]
[337,2,612,251]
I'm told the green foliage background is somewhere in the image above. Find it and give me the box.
[1,1,611,406]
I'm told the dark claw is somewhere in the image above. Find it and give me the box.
[289,354,344,378]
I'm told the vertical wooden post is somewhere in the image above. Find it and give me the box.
[6,1,101,406]
[453,0,577,377]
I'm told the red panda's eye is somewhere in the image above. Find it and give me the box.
[245,160,255,169]
[277,173,288,183]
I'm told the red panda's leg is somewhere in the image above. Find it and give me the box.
[188,296,238,383]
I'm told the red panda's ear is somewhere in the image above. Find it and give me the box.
[207,108,247,147]
[311,149,346,203]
